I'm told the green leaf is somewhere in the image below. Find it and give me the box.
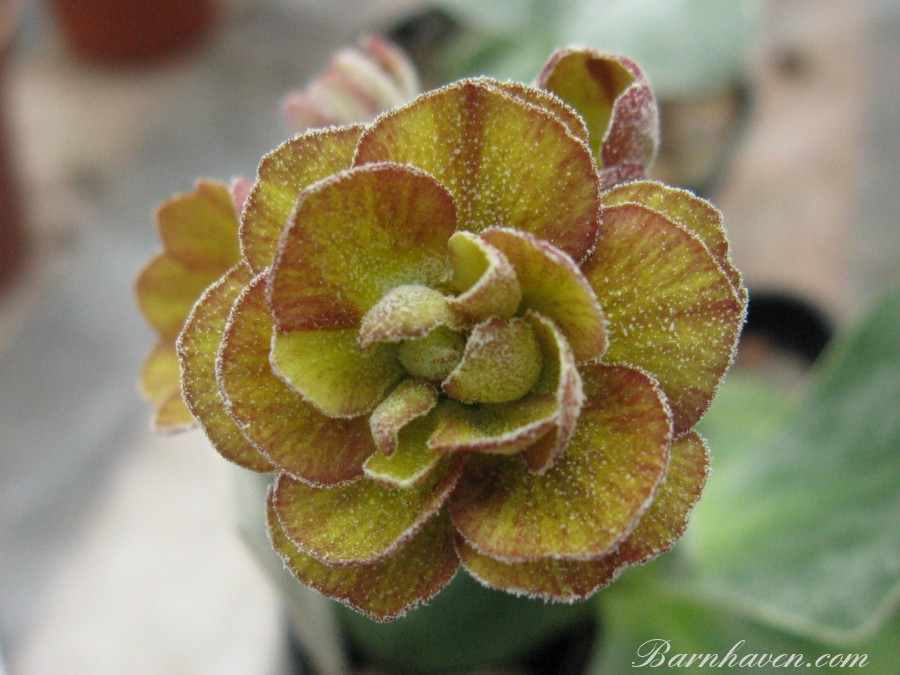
[684,283,900,642]
[589,563,900,674]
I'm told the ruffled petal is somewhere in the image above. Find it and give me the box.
[268,163,456,332]
[364,415,443,488]
[135,252,222,340]
[354,77,601,262]
[218,274,375,485]
[584,203,743,434]
[427,397,557,456]
[359,285,459,351]
[484,80,589,145]
[537,49,658,177]
[456,431,708,600]
[270,329,402,418]
[177,264,273,472]
[154,391,194,432]
[445,231,521,325]
[140,341,180,406]
[603,180,745,304]
[450,363,671,562]
[481,227,607,362]
[241,125,364,273]
[156,179,241,272]
[273,456,464,565]
[269,493,459,622]
[369,379,439,456]
[442,317,542,404]
[520,311,584,474]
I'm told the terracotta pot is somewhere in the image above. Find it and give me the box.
[48,0,218,66]
[0,0,26,295]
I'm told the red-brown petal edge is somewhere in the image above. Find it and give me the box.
[217,273,375,485]
[268,491,459,622]
[456,431,708,601]
[178,264,273,471]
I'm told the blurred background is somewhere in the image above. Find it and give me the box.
[0,0,897,672]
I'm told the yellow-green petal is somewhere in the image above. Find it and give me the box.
[427,397,556,456]
[354,77,601,262]
[485,80,589,145]
[456,431,709,600]
[240,125,364,273]
[583,203,743,434]
[218,274,375,485]
[369,379,439,456]
[177,264,273,472]
[521,311,584,474]
[603,180,745,304]
[450,363,671,562]
[268,163,456,332]
[140,341,180,406]
[270,329,402,419]
[359,285,459,351]
[537,49,658,174]
[364,415,443,488]
[269,493,459,622]
[156,179,241,272]
[445,231,521,325]
[154,391,194,432]
[482,227,607,362]
[135,252,222,340]
[442,317,542,404]
[273,456,464,565]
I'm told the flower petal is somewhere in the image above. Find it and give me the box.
[537,49,658,175]
[267,163,456,332]
[445,231,521,325]
[140,341,180,405]
[427,397,557,456]
[156,179,241,272]
[583,203,743,434]
[154,391,194,432]
[270,329,402,418]
[241,125,364,273]
[369,379,439,456]
[354,78,601,262]
[603,180,745,304]
[450,363,671,562]
[268,492,459,622]
[273,456,464,565]
[442,317,542,404]
[484,80,589,145]
[520,311,584,474]
[135,252,222,340]
[359,285,459,351]
[218,274,375,485]
[481,228,607,362]
[456,429,708,601]
[364,415,443,488]
[177,264,273,472]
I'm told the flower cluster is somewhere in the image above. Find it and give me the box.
[137,46,745,621]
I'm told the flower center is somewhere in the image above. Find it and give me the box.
[399,326,465,382]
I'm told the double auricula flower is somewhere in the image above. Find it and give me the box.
[137,45,745,621]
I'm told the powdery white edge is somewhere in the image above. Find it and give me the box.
[593,202,746,433]
[352,76,604,266]
[482,226,609,363]
[213,271,368,488]
[457,430,710,603]
[238,124,367,274]
[450,362,674,565]
[271,456,465,568]
[266,485,461,623]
